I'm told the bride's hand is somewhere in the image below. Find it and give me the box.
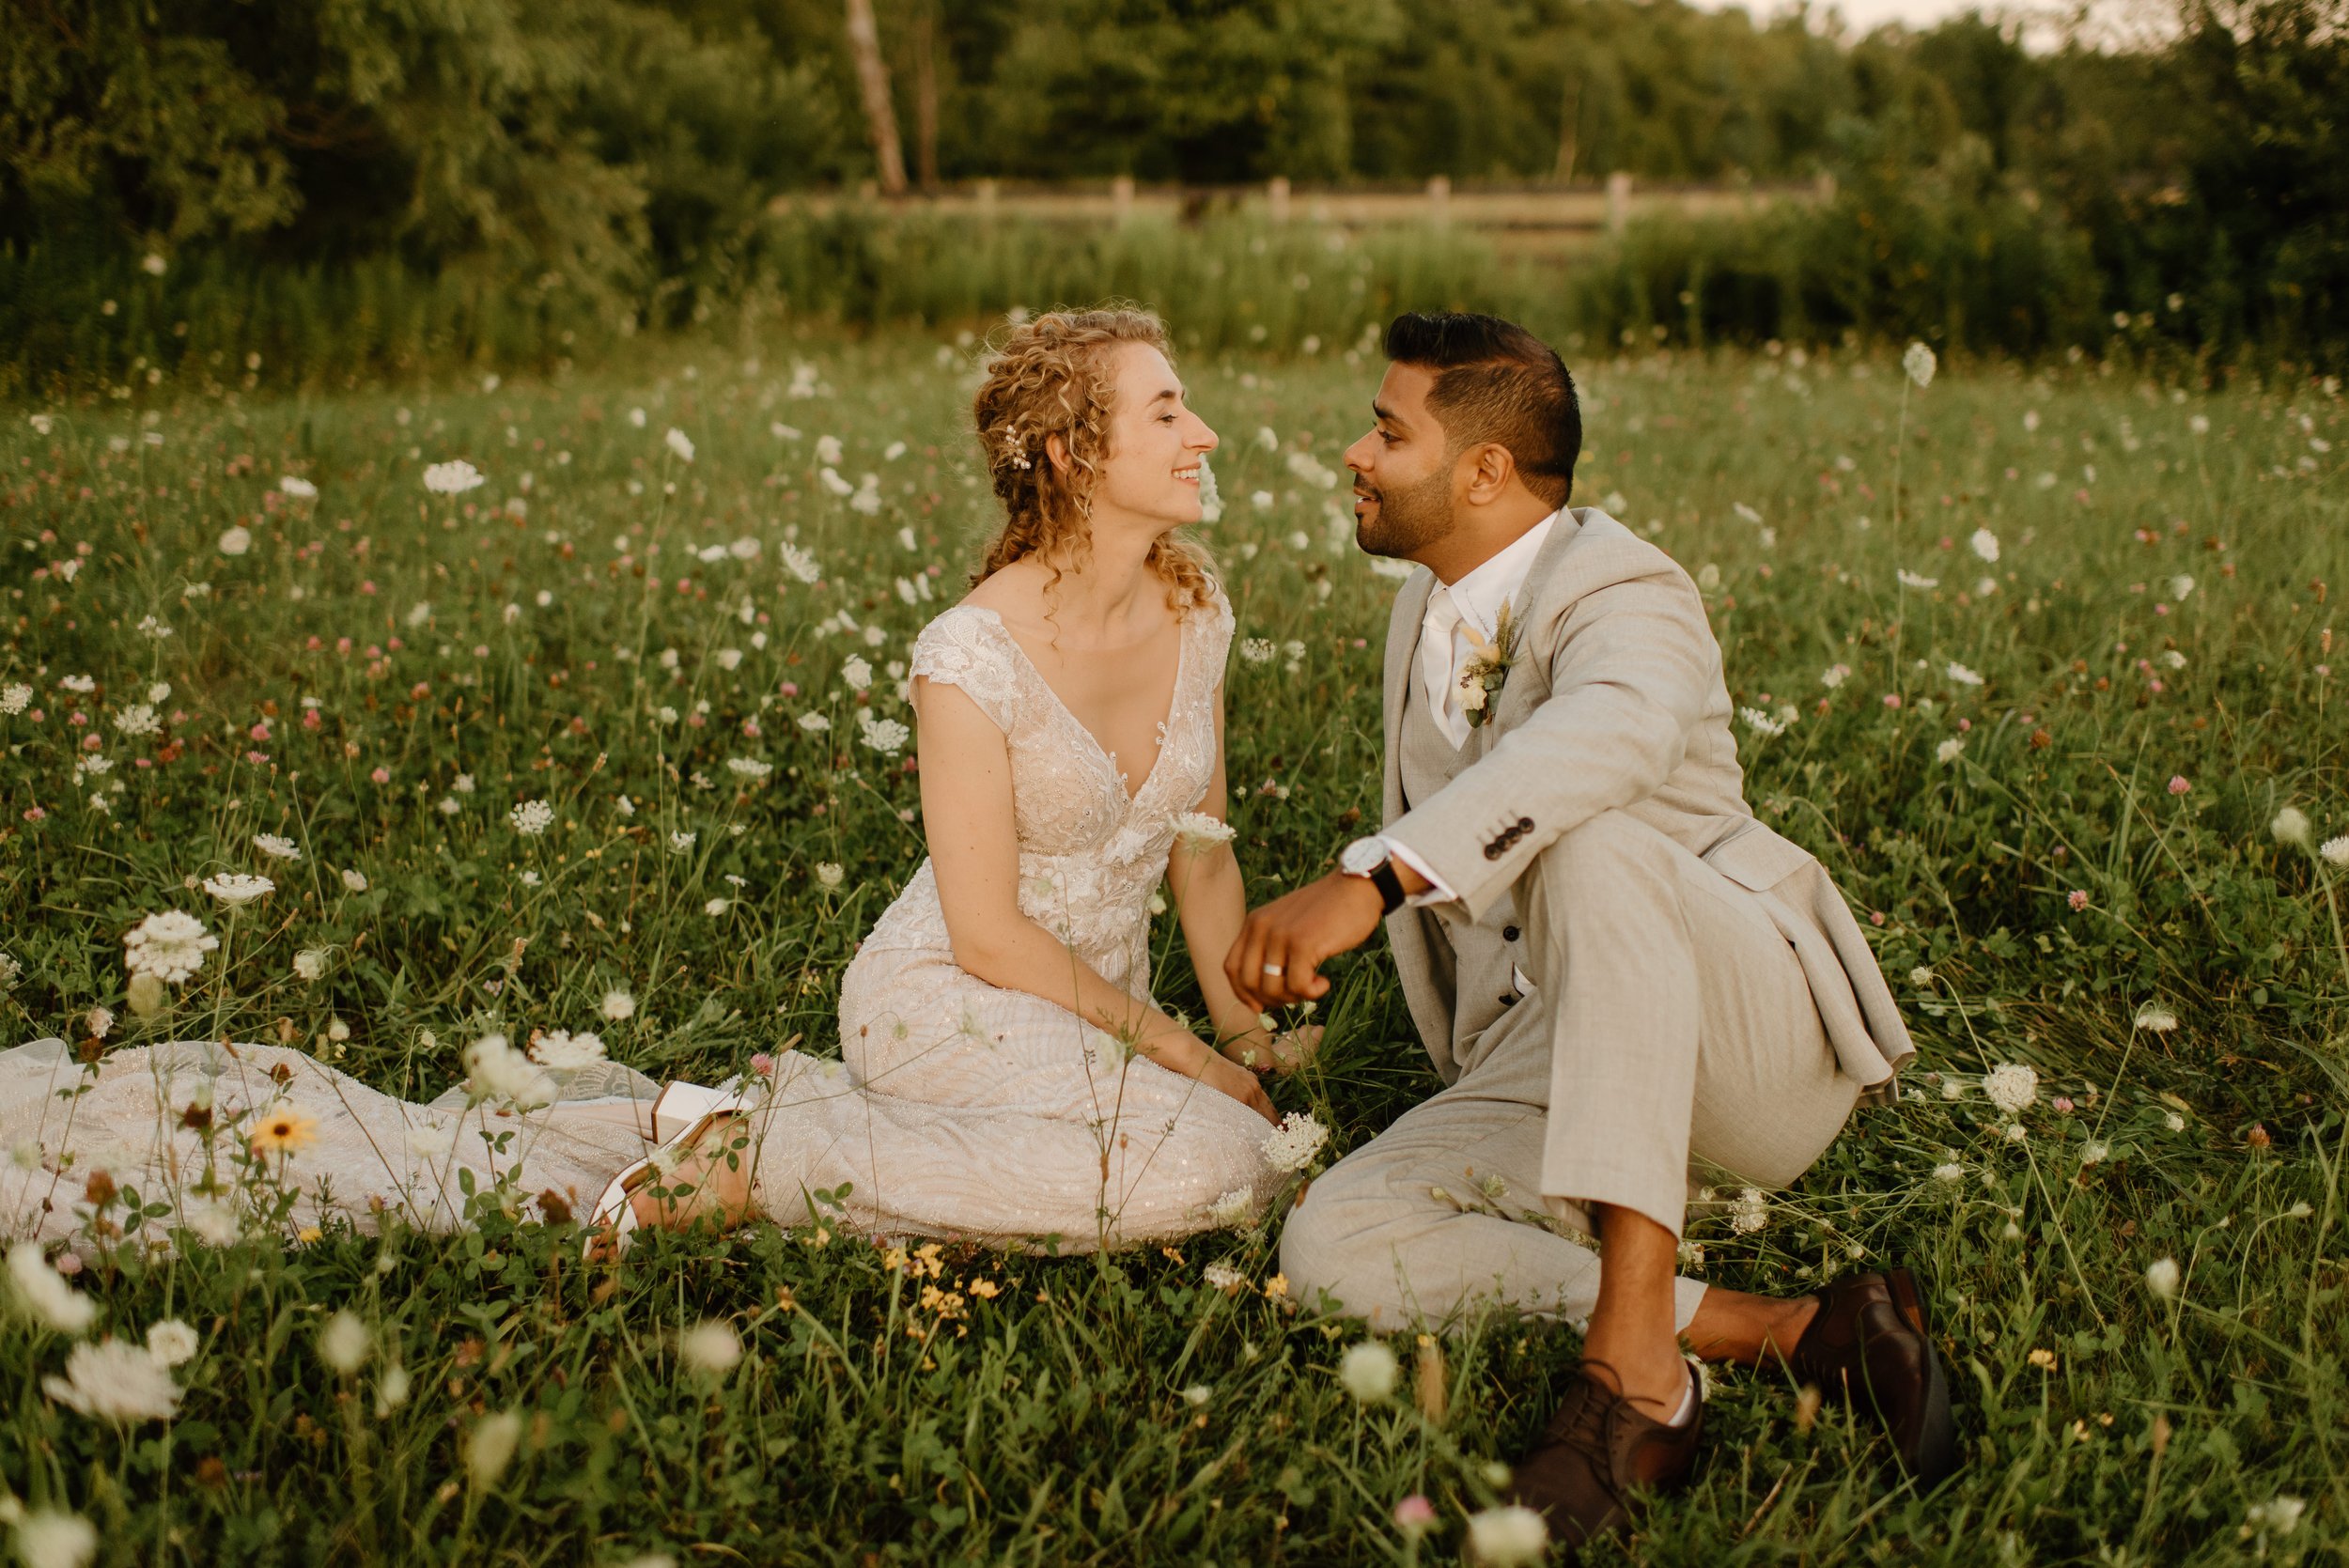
[1219,1024,1324,1079]
[1196,1049,1282,1126]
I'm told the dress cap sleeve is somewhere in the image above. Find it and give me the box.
[910,607,1023,732]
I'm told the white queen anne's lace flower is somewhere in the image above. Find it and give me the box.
[1983,1062,2039,1113]
[318,1311,371,1374]
[42,1338,183,1422]
[530,1030,607,1069]
[508,800,555,836]
[678,1320,742,1375]
[422,458,485,495]
[8,1241,98,1333]
[1729,1187,1769,1234]
[179,1199,241,1248]
[1262,1111,1330,1172]
[123,910,217,983]
[1466,1504,1549,1567]
[16,1509,100,1568]
[1903,341,1937,388]
[859,712,910,755]
[2245,1497,2307,1539]
[779,542,822,583]
[146,1319,199,1367]
[403,1119,456,1158]
[201,873,273,907]
[463,1033,556,1109]
[1337,1341,1400,1402]
[1206,1187,1254,1227]
[1174,812,1237,851]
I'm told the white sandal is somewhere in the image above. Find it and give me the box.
[584,1090,753,1261]
[646,1079,741,1144]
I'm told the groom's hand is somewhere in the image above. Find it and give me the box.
[1227,873,1386,1013]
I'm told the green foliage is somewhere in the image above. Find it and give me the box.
[2,331,2346,1561]
[8,0,2349,383]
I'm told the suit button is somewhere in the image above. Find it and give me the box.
[1503,925,1519,941]
[1517,817,1533,831]
[1484,845,1501,861]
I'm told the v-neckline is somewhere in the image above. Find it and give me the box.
[965,605,1190,809]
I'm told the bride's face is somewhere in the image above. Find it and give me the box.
[1087,342,1219,531]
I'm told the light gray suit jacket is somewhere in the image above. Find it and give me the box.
[1378,507,1914,1105]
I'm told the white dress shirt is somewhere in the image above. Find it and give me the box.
[1376,510,1561,994]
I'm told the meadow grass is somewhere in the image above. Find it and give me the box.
[2,334,2345,1564]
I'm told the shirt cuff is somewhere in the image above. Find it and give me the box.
[1377,835,1457,908]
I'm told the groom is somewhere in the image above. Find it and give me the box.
[1227,313,1953,1550]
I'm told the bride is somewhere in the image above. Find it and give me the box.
[1,306,1308,1260]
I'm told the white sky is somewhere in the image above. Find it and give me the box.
[1683,0,2171,49]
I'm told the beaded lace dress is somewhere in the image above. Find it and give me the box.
[1,589,1275,1254]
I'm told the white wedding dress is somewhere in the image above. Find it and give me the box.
[1,589,1276,1254]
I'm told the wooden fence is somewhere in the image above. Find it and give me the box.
[772,175,1833,253]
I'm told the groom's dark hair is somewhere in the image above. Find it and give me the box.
[1383,312,1580,506]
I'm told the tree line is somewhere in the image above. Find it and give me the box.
[3,0,2342,377]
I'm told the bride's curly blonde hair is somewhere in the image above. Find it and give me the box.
[971,305,1218,613]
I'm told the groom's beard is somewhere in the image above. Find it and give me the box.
[1354,467,1455,560]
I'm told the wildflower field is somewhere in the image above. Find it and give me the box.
[2,333,2345,1565]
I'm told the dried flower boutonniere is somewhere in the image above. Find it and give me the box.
[1455,601,1523,730]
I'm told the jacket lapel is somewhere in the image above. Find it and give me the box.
[1381,567,1435,819]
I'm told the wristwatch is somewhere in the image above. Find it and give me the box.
[1340,836,1408,916]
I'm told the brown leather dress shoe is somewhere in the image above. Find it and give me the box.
[1507,1361,1703,1559]
[1788,1265,1958,1484]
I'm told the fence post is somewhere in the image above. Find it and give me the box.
[1606,171,1632,235]
[1112,175,1134,226]
[1426,175,1451,227]
[975,179,998,218]
[1268,176,1291,224]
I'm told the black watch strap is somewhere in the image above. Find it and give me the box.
[1366,857,1407,916]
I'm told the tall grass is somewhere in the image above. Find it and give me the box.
[10,189,2263,404]
[2,333,2344,1562]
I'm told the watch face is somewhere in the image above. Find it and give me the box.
[1340,837,1387,877]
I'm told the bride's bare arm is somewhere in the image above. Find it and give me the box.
[1162,682,1281,1063]
[914,676,1273,1120]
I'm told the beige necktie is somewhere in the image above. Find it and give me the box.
[1418,587,1466,748]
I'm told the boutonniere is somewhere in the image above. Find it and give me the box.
[1455,600,1523,729]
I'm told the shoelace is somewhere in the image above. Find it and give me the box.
[1548,1364,1632,1478]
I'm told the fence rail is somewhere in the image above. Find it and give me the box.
[770,176,1833,250]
